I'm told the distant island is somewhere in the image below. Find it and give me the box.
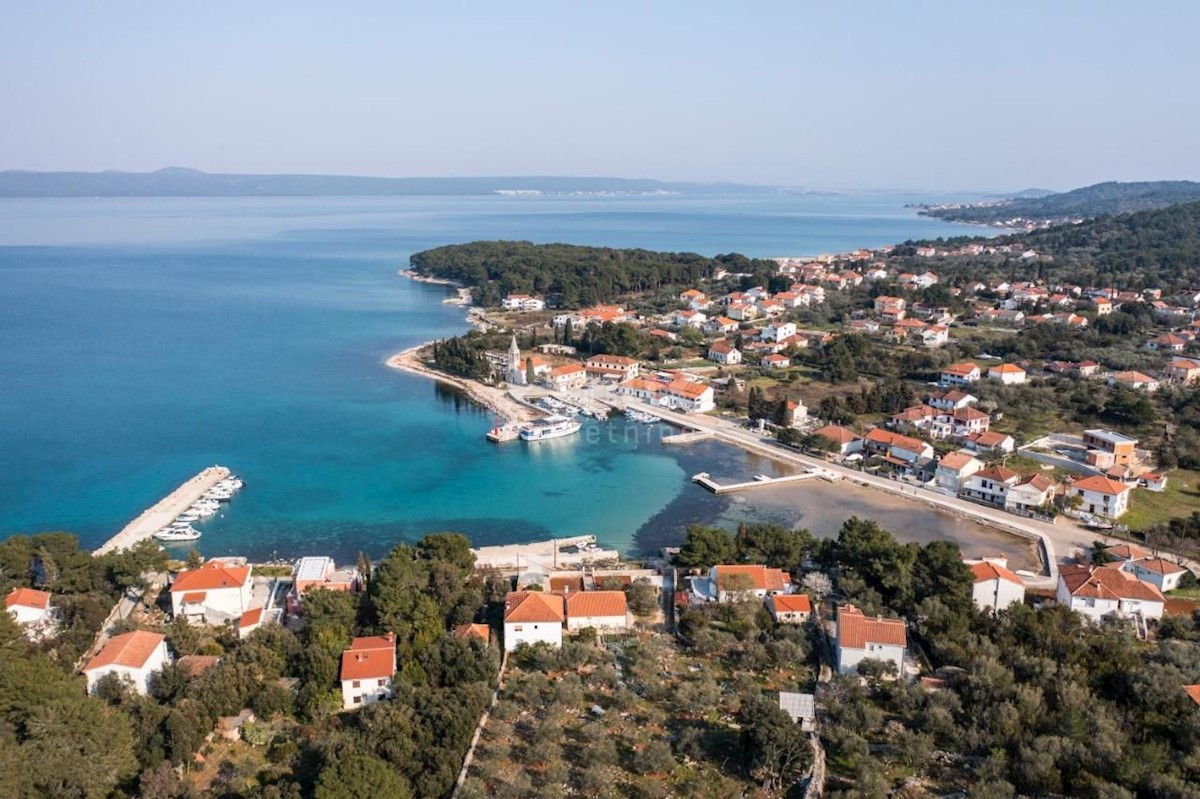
[0,167,783,198]
[916,180,1200,227]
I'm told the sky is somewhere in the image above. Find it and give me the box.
[3,1,1198,191]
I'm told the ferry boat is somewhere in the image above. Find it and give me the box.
[153,525,202,542]
[519,414,582,442]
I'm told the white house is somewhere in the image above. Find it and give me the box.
[707,340,742,365]
[940,362,981,387]
[1069,475,1131,519]
[170,561,253,623]
[501,294,545,312]
[767,594,812,624]
[1004,474,1057,514]
[674,309,708,328]
[961,466,1021,506]
[762,353,790,370]
[1129,558,1190,593]
[988,363,1027,384]
[968,559,1026,613]
[340,633,396,710]
[503,591,565,651]
[690,564,792,603]
[584,354,641,381]
[83,630,170,695]
[544,363,588,391]
[5,587,51,626]
[935,451,984,495]
[1056,565,1164,623]
[659,378,715,413]
[836,605,907,676]
[565,591,628,631]
[814,425,862,457]
[761,321,797,343]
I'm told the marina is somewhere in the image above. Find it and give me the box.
[94,467,240,555]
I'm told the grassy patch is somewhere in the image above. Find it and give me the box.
[1123,469,1200,530]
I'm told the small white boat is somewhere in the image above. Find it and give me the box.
[519,415,583,442]
[176,513,200,523]
[153,526,201,542]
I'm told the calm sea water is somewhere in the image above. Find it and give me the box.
[0,194,1026,564]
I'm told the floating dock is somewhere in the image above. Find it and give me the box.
[691,470,831,494]
[93,466,231,555]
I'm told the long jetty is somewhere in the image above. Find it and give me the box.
[691,470,831,494]
[93,466,231,555]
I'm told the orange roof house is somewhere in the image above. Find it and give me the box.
[5,587,50,611]
[565,591,628,629]
[454,623,491,644]
[503,591,566,651]
[340,634,397,709]
[836,605,907,675]
[83,630,170,695]
[767,594,813,623]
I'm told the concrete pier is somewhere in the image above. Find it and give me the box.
[93,466,231,555]
[691,470,829,494]
[471,535,620,572]
[662,430,715,445]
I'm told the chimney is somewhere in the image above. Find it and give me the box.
[384,632,395,645]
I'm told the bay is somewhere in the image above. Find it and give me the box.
[0,193,1028,566]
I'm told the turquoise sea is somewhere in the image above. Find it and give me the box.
[0,193,1032,566]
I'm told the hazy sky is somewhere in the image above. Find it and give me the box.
[3,2,1198,190]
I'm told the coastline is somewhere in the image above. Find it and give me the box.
[389,270,536,423]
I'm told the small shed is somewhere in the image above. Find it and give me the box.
[778,692,815,731]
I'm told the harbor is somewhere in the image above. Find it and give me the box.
[93,466,234,555]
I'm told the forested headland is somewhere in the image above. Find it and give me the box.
[919,180,1200,225]
[408,241,778,307]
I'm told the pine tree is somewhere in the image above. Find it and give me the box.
[526,357,536,386]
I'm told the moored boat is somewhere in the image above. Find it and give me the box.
[519,414,583,442]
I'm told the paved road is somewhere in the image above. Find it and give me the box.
[613,398,1200,586]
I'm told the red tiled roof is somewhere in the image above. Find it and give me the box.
[548,364,584,377]
[587,354,638,366]
[939,451,978,472]
[709,340,736,354]
[1106,543,1148,561]
[989,363,1025,374]
[504,591,565,623]
[714,564,789,592]
[970,561,1024,586]
[454,623,490,643]
[1136,558,1187,576]
[549,576,585,594]
[238,607,264,628]
[84,630,166,672]
[1019,474,1055,492]
[864,427,927,454]
[566,590,628,618]
[972,431,1012,447]
[340,634,397,681]
[1072,475,1130,496]
[942,362,979,376]
[816,424,859,444]
[953,406,990,422]
[5,587,50,610]
[838,605,907,649]
[1185,685,1200,706]
[172,562,251,593]
[975,465,1019,483]
[176,654,219,677]
[181,592,207,604]
[1059,565,1164,602]
[771,594,812,613]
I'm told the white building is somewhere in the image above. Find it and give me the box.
[544,363,588,391]
[761,321,797,343]
[5,587,50,626]
[988,363,1027,384]
[1004,474,1056,514]
[767,594,812,624]
[340,633,396,709]
[501,294,546,312]
[565,591,628,631]
[170,561,253,623]
[690,564,792,603]
[968,559,1026,613]
[1069,475,1131,519]
[1129,558,1190,593]
[940,362,981,387]
[835,605,907,676]
[1056,565,1164,623]
[584,354,641,381]
[659,379,715,413]
[83,630,170,695]
[961,466,1021,506]
[503,591,565,651]
[934,451,984,495]
[707,341,742,365]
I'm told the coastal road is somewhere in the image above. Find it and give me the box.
[619,401,1200,586]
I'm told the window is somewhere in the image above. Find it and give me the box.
[378,679,387,687]
[513,625,523,632]
[353,696,362,704]
[352,680,361,688]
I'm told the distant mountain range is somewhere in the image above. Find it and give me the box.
[0,168,783,198]
[917,180,1200,225]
